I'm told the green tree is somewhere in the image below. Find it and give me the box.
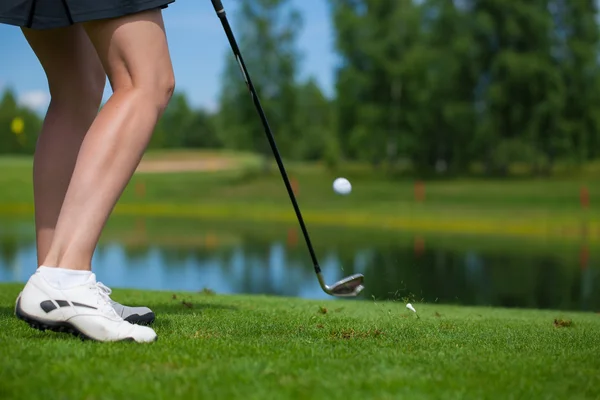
[465,0,562,174]
[152,92,220,149]
[328,0,600,175]
[548,0,600,165]
[330,0,423,169]
[404,0,480,175]
[292,77,336,163]
[217,0,303,163]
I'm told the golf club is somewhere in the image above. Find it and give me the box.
[210,0,364,297]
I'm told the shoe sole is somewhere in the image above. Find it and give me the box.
[15,298,156,343]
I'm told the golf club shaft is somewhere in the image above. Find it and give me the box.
[210,0,322,275]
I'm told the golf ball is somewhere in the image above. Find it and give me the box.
[333,177,352,195]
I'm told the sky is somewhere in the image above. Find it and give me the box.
[0,0,336,114]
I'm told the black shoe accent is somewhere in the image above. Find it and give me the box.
[39,300,97,313]
[15,298,155,343]
[71,302,97,309]
[124,312,155,326]
[40,300,57,313]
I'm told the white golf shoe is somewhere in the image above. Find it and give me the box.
[15,269,157,343]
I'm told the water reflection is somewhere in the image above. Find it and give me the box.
[0,219,598,311]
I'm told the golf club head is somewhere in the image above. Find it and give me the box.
[318,273,365,297]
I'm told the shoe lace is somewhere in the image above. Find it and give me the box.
[96,281,113,296]
[92,282,118,317]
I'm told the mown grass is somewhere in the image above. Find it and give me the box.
[1,151,599,241]
[0,283,599,399]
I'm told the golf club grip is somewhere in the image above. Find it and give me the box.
[213,7,322,274]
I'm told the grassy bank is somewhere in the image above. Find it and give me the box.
[1,152,599,241]
[1,283,599,399]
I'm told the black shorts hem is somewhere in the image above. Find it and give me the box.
[71,0,175,26]
[0,0,174,30]
[0,16,29,29]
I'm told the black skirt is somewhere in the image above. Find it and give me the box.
[0,0,175,30]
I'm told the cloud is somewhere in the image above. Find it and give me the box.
[18,90,50,111]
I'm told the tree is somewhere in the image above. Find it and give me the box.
[152,92,221,149]
[463,0,562,174]
[292,77,336,163]
[217,0,303,163]
[404,0,480,174]
[548,0,600,165]
[330,0,424,169]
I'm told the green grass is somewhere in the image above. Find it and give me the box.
[1,151,599,241]
[1,283,599,399]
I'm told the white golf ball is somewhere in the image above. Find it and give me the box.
[333,177,352,195]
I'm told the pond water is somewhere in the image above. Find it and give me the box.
[0,217,598,311]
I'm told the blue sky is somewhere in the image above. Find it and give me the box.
[0,0,336,114]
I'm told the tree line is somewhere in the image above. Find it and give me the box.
[2,0,600,176]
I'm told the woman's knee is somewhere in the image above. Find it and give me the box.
[83,9,175,114]
[109,68,174,116]
[152,68,175,113]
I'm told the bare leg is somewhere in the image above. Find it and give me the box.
[21,26,106,266]
[41,9,175,271]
